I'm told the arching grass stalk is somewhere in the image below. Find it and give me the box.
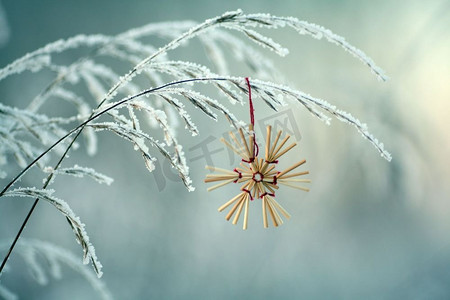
[0,77,228,276]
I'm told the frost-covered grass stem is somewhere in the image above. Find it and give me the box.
[0,8,390,281]
[0,77,227,197]
[0,77,228,276]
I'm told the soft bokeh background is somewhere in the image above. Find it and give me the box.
[1,0,449,299]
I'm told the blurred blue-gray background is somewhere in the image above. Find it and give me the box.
[1,0,450,299]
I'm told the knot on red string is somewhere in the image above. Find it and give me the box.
[272,176,278,185]
[242,188,254,201]
[265,159,279,164]
[233,168,242,183]
[260,192,276,199]
[242,157,255,163]
[272,172,281,185]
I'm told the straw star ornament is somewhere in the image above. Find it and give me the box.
[204,78,310,229]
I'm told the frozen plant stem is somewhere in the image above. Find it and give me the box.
[0,130,79,276]
[0,9,391,279]
[0,77,228,276]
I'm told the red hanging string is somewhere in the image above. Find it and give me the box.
[245,77,259,160]
[246,77,255,126]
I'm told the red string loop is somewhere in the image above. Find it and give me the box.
[254,143,259,158]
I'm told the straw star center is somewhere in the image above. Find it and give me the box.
[252,172,263,182]
[204,124,311,230]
